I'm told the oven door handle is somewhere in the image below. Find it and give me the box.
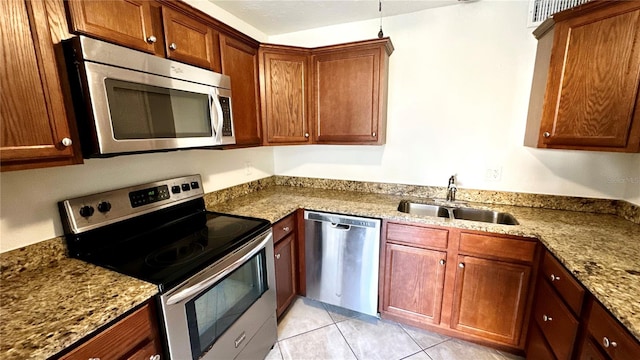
[166,232,272,305]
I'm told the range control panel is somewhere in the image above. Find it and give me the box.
[60,175,204,234]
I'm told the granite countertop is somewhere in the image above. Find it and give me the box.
[207,185,640,342]
[0,239,158,360]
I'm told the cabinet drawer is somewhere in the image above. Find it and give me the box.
[541,251,585,315]
[273,213,296,243]
[459,232,536,262]
[578,337,607,360]
[385,223,448,249]
[60,302,160,360]
[586,300,640,360]
[533,280,579,360]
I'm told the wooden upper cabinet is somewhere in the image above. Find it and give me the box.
[66,0,157,54]
[311,38,393,144]
[161,6,221,72]
[450,255,532,346]
[259,45,311,145]
[1,0,81,171]
[220,34,262,147]
[525,1,640,152]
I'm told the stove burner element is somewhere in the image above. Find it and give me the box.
[146,239,205,267]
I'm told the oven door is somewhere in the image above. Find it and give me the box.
[159,230,276,360]
[80,61,235,155]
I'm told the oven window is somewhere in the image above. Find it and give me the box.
[185,250,268,359]
[105,79,212,139]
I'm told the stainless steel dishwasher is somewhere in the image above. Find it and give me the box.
[304,210,381,316]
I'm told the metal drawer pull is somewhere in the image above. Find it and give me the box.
[542,315,553,322]
[61,137,73,147]
[602,337,617,348]
[283,226,290,232]
[550,274,560,282]
[146,35,157,44]
[150,355,161,360]
[458,263,465,268]
[543,131,551,138]
[169,42,177,50]
[275,253,281,259]
[439,259,446,265]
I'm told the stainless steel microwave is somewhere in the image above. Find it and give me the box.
[65,36,235,157]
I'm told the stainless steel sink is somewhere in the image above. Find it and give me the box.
[397,200,449,218]
[451,207,519,225]
[397,200,519,225]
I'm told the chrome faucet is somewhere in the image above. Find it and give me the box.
[446,175,457,202]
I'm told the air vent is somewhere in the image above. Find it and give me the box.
[527,0,591,27]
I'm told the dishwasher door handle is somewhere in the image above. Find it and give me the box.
[330,223,351,231]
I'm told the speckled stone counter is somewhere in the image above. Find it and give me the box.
[207,185,640,342]
[0,238,158,360]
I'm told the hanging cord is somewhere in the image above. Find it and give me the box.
[378,0,384,38]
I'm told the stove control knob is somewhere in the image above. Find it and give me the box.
[97,201,112,213]
[79,205,95,218]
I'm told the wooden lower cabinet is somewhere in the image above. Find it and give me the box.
[273,212,302,317]
[581,299,640,360]
[578,337,608,360]
[526,322,557,360]
[450,255,532,345]
[274,232,296,317]
[382,243,446,325]
[59,300,162,360]
[380,221,537,352]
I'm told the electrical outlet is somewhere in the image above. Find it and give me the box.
[485,167,502,182]
[244,161,253,176]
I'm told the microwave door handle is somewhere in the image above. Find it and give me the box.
[165,232,272,305]
[210,92,224,144]
[209,92,219,140]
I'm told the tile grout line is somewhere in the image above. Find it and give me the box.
[277,321,337,342]
[333,317,361,360]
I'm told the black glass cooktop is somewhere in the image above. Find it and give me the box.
[68,200,270,292]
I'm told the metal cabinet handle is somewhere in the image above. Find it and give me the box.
[61,137,72,147]
[439,259,446,265]
[304,133,309,138]
[543,131,551,138]
[550,274,560,282]
[146,35,157,44]
[458,263,465,269]
[602,337,617,348]
[543,315,553,322]
[88,358,101,360]
[372,132,377,137]
[275,253,281,259]
[169,42,177,50]
[150,355,161,360]
[283,226,290,232]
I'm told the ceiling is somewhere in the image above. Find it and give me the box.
[209,0,462,36]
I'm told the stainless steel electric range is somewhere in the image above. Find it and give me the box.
[59,175,277,360]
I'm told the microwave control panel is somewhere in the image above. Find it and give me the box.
[220,96,233,136]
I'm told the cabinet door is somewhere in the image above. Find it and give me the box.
[539,3,640,152]
[261,49,311,144]
[450,256,531,345]
[60,302,162,360]
[0,0,80,171]
[66,0,157,54]
[274,233,297,318]
[577,337,607,360]
[382,244,447,325]
[526,323,557,360]
[220,35,262,146]
[312,42,389,144]
[161,7,221,72]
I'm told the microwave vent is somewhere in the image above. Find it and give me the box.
[527,0,591,27]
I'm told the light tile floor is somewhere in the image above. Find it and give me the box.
[266,297,524,360]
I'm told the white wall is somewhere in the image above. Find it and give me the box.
[270,0,640,203]
[0,148,274,252]
[183,0,268,42]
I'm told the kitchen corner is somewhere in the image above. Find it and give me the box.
[1,175,639,359]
